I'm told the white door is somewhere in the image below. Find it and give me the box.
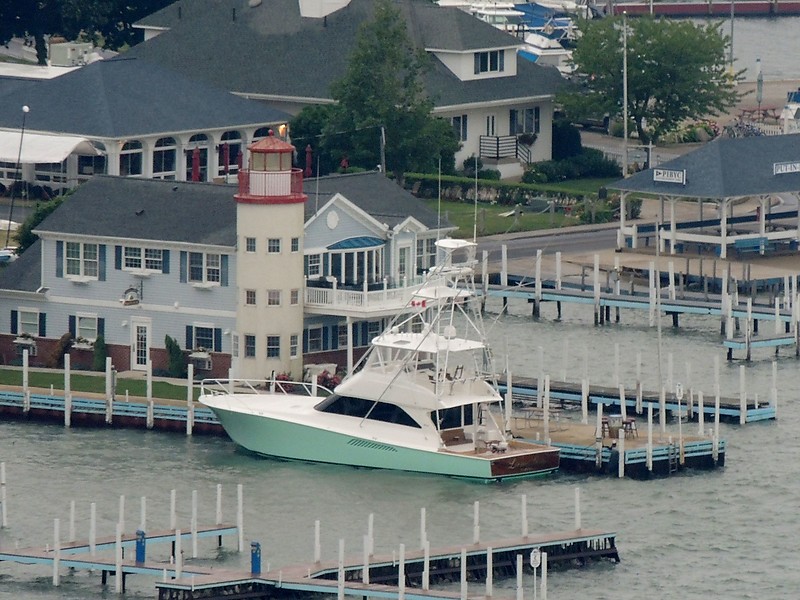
[130,318,151,371]
[398,245,411,282]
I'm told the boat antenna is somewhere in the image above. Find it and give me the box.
[314,156,320,215]
[473,155,478,243]
[6,105,29,249]
[437,156,442,242]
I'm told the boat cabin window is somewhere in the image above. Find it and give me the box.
[315,394,421,428]
[435,405,474,430]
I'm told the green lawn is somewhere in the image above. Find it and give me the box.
[0,368,197,401]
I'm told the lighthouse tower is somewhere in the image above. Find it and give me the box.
[234,132,306,380]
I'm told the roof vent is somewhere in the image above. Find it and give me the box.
[248,0,262,6]
[135,209,145,216]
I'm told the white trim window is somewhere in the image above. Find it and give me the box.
[66,242,98,278]
[189,252,221,284]
[291,237,299,253]
[290,334,299,359]
[474,50,504,74]
[245,289,256,305]
[152,136,177,180]
[267,290,281,306]
[510,107,540,135]
[306,254,321,277]
[18,309,39,336]
[338,324,349,348]
[452,115,468,142]
[124,246,163,272]
[266,335,280,358]
[290,289,299,305]
[244,334,256,358]
[245,237,256,253]
[307,327,322,352]
[192,324,214,351]
[416,238,437,271]
[77,314,99,341]
[267,238,281,254]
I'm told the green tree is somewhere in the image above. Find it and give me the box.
[92,335,108,371]
[165,334,186,379]
[0,0,172,65]
[559,16,742,146]
[324,0,459,184]
[14,197,65,255]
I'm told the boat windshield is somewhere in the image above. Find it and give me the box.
[434,404,474,429]
[315,394,421,428]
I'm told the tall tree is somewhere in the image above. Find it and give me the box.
[559,16,742,146]
[324,0,459,183]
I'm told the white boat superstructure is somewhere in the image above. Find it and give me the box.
[201,239,559,481]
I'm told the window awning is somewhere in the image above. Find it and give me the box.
[0,131,100,164]
[327,236,385,250]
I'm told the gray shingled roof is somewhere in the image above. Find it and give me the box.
[610,134,800,199]
[129,0,564,105]
[0,56,291,138]
[0,239,42,293]
[304,171,453,230]
[35,177,237,246]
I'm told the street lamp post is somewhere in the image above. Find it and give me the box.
[622,12,629,177]
[6,105,29,249]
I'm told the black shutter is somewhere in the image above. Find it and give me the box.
[180,251,187,283]
[68,315,76,337]
[38,313,46,337]
[221,255,229,286]
[115,245,122,270]
[162,250,170,274]
[56,241,63,278]
[97,317,104,339]
[185,325,193,350]
[213,328,222,352]
[10,310,17,335]
[98,245,106,281]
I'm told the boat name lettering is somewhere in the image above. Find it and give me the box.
[653,169,686,184]
[773,161,800,175]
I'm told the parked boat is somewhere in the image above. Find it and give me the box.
[200,239,560,482]
[518,31,574,76]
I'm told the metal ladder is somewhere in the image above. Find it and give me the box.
[668,443,679,474]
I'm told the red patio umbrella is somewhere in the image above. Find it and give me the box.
[304,145,313,178]
[191,147,201,182]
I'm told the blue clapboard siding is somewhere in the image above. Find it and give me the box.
[0,237,237,353]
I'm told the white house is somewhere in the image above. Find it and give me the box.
[130,0,568,178]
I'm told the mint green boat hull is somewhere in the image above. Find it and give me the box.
[210,407,558,482]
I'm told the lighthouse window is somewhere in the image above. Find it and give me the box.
[290,334,299,358]
[244,334,256,358]
[266,335,280,358]
[268,238,281,254]
[267,290,281,306]
[245,237,256,253]
[245,290,256,305]
[290,289,299,305]
[291,237,299,252]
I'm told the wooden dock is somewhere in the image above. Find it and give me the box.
[155,529,619,600]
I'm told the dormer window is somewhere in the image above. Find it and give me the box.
[474,50,504,75]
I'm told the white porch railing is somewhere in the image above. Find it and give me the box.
[305,276,427,311]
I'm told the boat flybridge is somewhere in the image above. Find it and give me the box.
[200,239,559,481]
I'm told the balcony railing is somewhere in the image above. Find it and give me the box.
[305,276,427,311]
[237,168,304,199]
[479,135,531,163]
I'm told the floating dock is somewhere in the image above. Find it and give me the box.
[610,0,800,17]
[0,479,618,600]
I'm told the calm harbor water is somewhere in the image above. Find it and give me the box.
[1,294,799,600]
[691,15,800,80]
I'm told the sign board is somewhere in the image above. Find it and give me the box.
[653,169,686,185]
[773,161,800,175]
[530,548,541,568]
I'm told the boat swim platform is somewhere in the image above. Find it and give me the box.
[496,376,776,424]
[155,529,619,600]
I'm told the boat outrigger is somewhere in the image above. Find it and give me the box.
[200,239,559,481]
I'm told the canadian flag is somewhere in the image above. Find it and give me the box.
[411,299,427,308]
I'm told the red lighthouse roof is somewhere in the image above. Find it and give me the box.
[249,131,295,153]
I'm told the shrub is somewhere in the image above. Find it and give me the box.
[92,336,108,371]
[47,332,73,368]
[165,334,186,378]
[552,119,582,160]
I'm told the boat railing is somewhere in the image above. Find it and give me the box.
[199,377,333,398]
[305,276,427,309]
